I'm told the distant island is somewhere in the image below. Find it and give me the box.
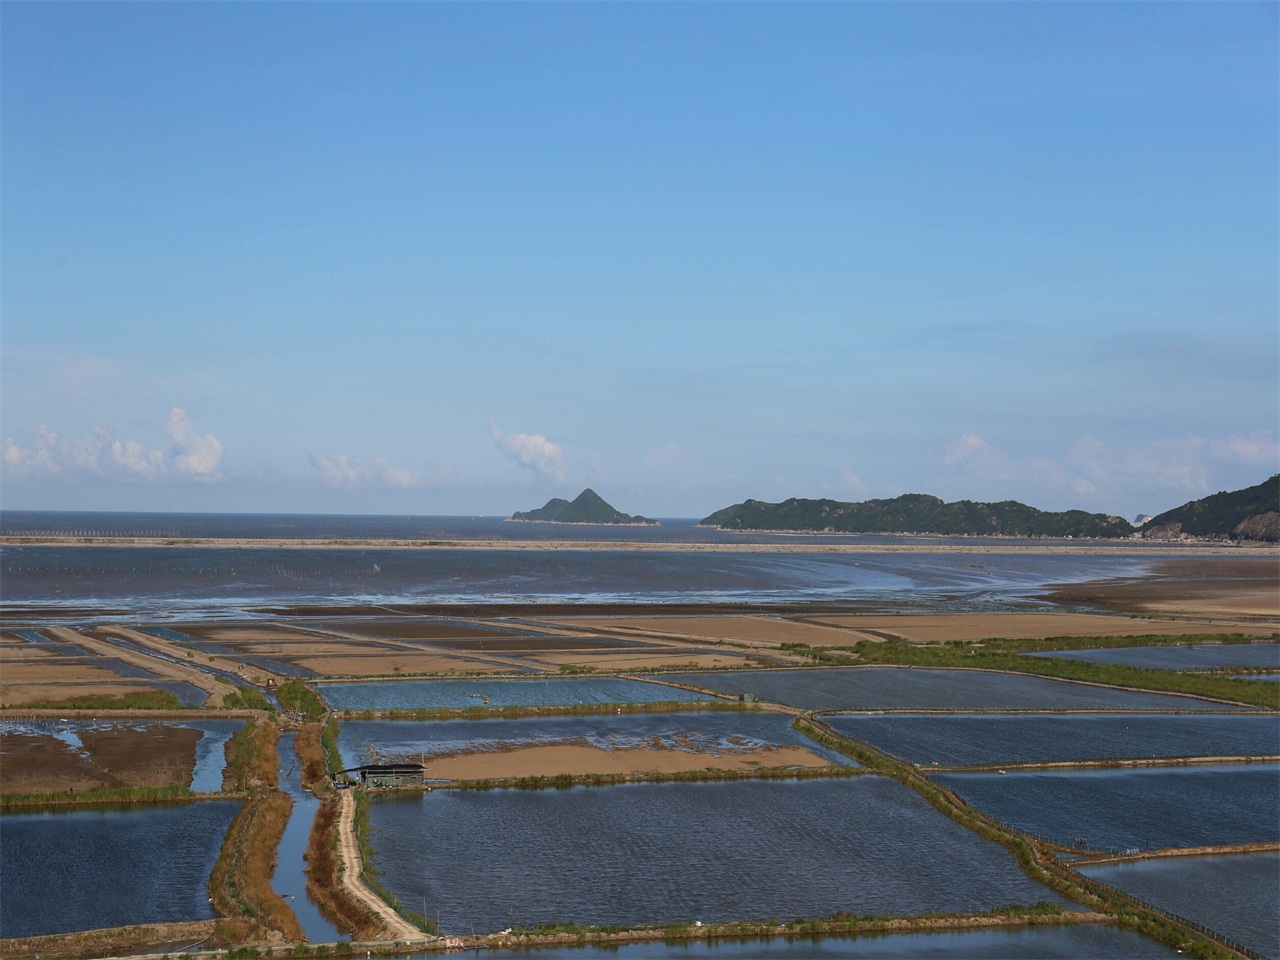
[1140,474,1279,542]
[510,488,658,526]
[701,493,1131,539]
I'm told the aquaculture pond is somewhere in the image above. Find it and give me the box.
[824,713,1280,767]
[657,668,1247,712]
[933,763,1280,851]
[466,925,1179,959]
[1081,852,1280,960]
[364,778,1074,934]
[337,713,852,770]
[0,801,239,937]
[320,676,714,711]
[274,733,342,942]
[1025,642,1280,672]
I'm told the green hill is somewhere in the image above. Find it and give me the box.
[511,488,657,526]
[1140,475,1279,541]
[700,493,1131,538]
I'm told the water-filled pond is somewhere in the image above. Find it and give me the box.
[274,733,342,942]
[1080,852,1280,960]
[0,801,239,937]
[337,713,853,769]
[656,668,1246,712]
[824,713,1280,767]
[364,778,1074,934]
[463,925,1179,958]
[321,676,714,711]
[1025,642,1280,672]
[934,763,1280,850]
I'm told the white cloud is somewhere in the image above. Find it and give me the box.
[168,407,224,480]
[1209,432,1280,468]
[310,453,422,489]
[1,409,225,484]
[942,433,1007,469]
[490,424,566,481]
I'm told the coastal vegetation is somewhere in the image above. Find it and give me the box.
[223,687,275,712]
[276,680,327,721]
[701,492,1132,538]
[208,719,303,943]
[0,784,202,811]
[511,488,657,525]
[0,690,182,711]
[1141,474,1279,541]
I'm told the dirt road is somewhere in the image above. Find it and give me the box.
[334,790,423,941]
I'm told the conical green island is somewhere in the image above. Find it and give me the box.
[510,488,658,526]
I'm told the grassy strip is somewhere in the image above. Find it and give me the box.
[0,690,182,711]
[207,719,303,943]
[0,920,219,960]
[793,715,1242,959]
[0,784,198,811]
[224,687,276,712]
[320,715,343,775]
[224,717,283,792]
[442,764,865,792]
[278,680,328,721]
[340,700,754,722]
[302,795,383,940]
[295,722,330,789]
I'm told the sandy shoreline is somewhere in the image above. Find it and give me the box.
[1,534,1272,555]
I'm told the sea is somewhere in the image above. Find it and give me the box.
[0,510,1184,622]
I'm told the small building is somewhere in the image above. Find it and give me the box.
[356,763,424,788]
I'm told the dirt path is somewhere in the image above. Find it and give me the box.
[1070,840,1280,867]
[334,790,424,941]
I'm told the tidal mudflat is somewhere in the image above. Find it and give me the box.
[365,778,1074,933]
[825,713,1280,767]
[658,668,1248,712]
[1080,852,1280,960]
[0,801,239,938]
[934,763,1280,850]
[321,676,714,711]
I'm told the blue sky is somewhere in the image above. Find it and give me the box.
[3,2,1276,519]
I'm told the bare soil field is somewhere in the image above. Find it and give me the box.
[0,633,165,706]
[421,741,835,780]
[801,612,1278,644]
[563,615,871,647]
[296,618,519,640]
[530,650,756,671]
[429,635,656,652]
[0,681,159,708]
[0,724,200,793]
[285,653,514,676]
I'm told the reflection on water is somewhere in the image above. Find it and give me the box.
[366,778,1073,934]
[321,677,713,711]
[0,802,239,938]
[463,925,1179,959]
[934,764,1280,851]
[825,713,1280,767]
[1081,852,1280,960]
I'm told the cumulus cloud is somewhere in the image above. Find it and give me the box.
[310,453,422,489]
[1,409,224,484]
[490,424,566,481]
[942,433,1007,469]
[168,407,225,479]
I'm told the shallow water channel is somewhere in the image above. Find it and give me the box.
[364,778,1073,934]
[274,732,342,942]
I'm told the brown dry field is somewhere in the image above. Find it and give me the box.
[563,615,870,647]
[286,653,513,676]
[802,613,1277,644]
[0,724,200,793]
[429,635,655,652]
[531,650,755,671]
[0,682,158,708]
[295,618,518,640]
[421,741,834,780]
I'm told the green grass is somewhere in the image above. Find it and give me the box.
[276,680,327,721]
[1,690,182,710]
[0,784,197,811]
